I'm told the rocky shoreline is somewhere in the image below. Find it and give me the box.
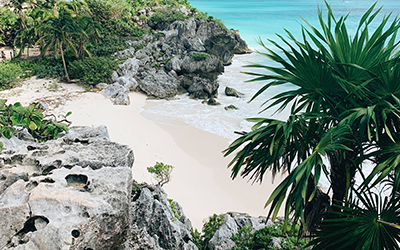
[0,126,287,250]
[100,15,250,105]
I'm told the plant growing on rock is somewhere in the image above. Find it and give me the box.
[191,213,225,250]
[147,162,174,186]
[0,101,71,147]
[191,52,209,61]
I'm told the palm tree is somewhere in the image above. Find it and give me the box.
[36,7,87,82]
[224,2,400,244]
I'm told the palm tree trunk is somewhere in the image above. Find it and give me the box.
[59,40,70,82]
[329,153,356,212]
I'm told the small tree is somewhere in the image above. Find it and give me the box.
[147,162,174,186]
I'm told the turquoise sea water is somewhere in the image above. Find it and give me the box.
[141,0,400,139]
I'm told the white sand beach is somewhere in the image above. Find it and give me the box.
[1,77,284,229]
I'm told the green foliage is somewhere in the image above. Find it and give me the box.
[154,32,166,39]
[68,56,118,86]
[0,62,23,88]
[191,53,209,61]
[192,214,225,249]
[230,224,310,250]
[35,57,65,79]
[0,101,70,146]
[149,8,187,29]
[0,7,18,45]
[168,199,181,220]
[224,4,400,246]
[147,162,174,186]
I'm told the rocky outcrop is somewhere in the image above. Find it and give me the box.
[0,126,198,250]
[225,87,243,98]
[130,185,198,250]
[207,212,275,250]
[111,17,250,101]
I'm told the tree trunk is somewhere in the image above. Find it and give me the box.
[59,40,70,82]
[329,153,356,212]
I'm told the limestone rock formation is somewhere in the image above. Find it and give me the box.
[0,126,134,250]
[207,212,274,250]
[112,17,249,100]
[0,126,198,250]
[130,185,198,250]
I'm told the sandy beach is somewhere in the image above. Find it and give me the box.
[1,77,283,229]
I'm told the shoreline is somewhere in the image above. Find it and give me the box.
[1,77,283,229]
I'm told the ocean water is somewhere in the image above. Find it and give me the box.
[140,0,400,140]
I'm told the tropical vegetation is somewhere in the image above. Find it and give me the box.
[0,0,222,88]
[224,1,400,249]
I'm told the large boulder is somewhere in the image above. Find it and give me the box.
[139,70,180,98]
[0,126,134,250]
[0,126,199,250]
[100,83,130,105]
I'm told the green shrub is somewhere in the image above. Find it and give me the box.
[149,8,187,29]
[0,62,23,89]
[68,57,118,86]
[35,58,65,79]
[147,162,174,186]
[154,32,166,39]
[229,224,310,250]
[0,101,70,147]
[168,199,181,220]
[191,53,209,61]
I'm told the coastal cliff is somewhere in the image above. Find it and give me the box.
[102,14,250,103]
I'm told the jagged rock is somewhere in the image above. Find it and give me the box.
[186,76,219,99]
[114,47,136,59]
[208,214,238,250]
[269,237,282,249]
[224,105,238,110]
[0,126,199,250]
[139,70,179,98]
[225,87,243,98]
[208,212,274,250]
[121,17,249,100]
[117,76,139,91]
[100,83,130,105]
[96,82,108,89]
[0,126,134,249]
[130,186,198,250]
[204,98,221,106]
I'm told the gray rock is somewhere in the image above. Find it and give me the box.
[269,237,282,249]
[208,214,238,250]
[117,76,139,91]
[100,83,130,105]
[225,86,243,98]
[0,126,134,250]
[130,186,198,250]
[96,82,108,89]
[111,71,119,82]
[139,70,179,98]
[187,76,219,99]
[224,105,238,110]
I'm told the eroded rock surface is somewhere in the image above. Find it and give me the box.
[0,126,198,250]
[110,17,250,101]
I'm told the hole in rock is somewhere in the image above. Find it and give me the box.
[0,175,6,181]
[42,165,56,175]
[74,138,89,145]
[66,174,89,190]
[16,216,49,237]
[40,177,55,183]
[71,229,80,238]
[27,145,37,151]
[25,181,38,191]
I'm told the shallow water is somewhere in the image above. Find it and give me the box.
[141,0,400,140]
